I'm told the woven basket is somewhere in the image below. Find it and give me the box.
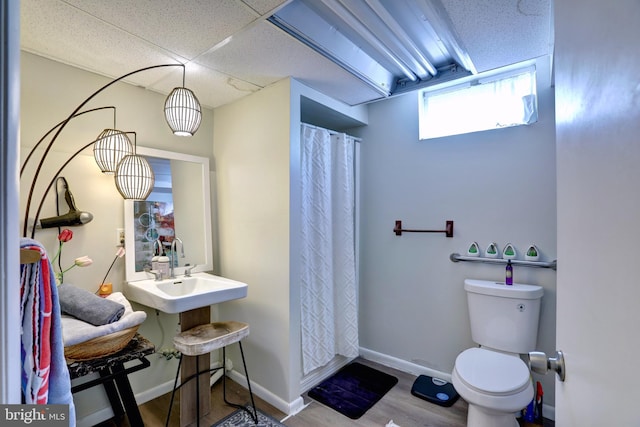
[64,325,139,361]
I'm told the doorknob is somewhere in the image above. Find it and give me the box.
[528,350,566,382]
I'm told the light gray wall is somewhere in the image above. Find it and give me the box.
[213,78,294,408]
[354,70,558,405]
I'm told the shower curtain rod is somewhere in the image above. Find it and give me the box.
[302,122,362,142]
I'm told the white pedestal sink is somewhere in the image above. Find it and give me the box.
[124,271,248,426]
[123,272,247,314]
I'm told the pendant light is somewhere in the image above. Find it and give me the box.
[93,128,133,174]
[114,132,155,200]
[164,66,202,136]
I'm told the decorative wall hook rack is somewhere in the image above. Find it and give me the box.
[449,253,557,270]
[394,220,454,237]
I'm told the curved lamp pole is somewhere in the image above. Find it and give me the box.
[20,106,116,178]
[23,63,198,237]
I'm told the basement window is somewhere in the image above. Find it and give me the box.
[418,67,537,140]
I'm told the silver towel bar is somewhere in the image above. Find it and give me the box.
[449,253,557,270]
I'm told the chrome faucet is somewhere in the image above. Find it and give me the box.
[170,237,184,278]
[153,238,163,256]
[184,264,197,277]
[144,267,163,281]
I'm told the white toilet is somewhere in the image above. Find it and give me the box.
[452,279,543,427]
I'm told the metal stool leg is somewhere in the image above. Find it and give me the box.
[167,353,225,427]
[195,356,200,427]
[222,343,258,425]
[222,346,230,406]
[238,341,258,424]
[165,355,183,427]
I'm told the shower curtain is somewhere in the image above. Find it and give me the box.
[300,123,359,375]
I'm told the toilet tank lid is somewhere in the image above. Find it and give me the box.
[464,279,543,299]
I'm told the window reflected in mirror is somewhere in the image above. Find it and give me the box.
[133,157,175,271]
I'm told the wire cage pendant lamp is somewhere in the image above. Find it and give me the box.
[164,66,202,136]
[114,132,155,200]
[93,128,133,174]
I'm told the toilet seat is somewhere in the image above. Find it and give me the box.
[454,348,530,395]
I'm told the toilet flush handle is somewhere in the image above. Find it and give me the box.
[528,350,566,382]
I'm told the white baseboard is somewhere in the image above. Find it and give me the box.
[359,347,453,382]
[135,379,176,405]
[75,378,180,427]
[299,355,353,393]
[227,369,305,417]
[76,406,115,427]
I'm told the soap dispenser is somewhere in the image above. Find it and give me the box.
[157,254,170,279]
[502,243,517,260]
[525,244,540,261]
[467,242,481,257]
[151,239,162,271]
[485,242,499,258]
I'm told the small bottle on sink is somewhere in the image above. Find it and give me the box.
[157,255,170,279]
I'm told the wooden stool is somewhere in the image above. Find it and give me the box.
[165,321,258,426]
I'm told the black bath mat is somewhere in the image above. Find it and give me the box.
[308,362,398,419]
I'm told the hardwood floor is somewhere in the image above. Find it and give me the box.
[96,358,553,427]
[288,359,468,427]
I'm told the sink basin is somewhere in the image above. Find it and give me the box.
[124,272,247,314]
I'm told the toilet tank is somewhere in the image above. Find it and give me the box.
[464,279,543,354]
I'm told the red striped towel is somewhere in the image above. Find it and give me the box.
[20,242,53,404]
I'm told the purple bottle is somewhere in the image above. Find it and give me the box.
[505,260,513,285]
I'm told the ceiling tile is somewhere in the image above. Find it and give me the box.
[197,21,385,105]
[241,0,290,16]
[441,0,553,72]
[63,0,259,59]
[21,0,182,87]
[149,62,263,109]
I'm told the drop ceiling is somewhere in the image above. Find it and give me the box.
[20,0,553,109]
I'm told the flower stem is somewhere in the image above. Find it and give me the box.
[96,255,118,294]
[51,241,62,264]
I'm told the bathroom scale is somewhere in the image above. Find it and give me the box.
[411,375,459,407]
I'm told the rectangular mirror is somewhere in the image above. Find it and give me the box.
[124,147,213,282]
